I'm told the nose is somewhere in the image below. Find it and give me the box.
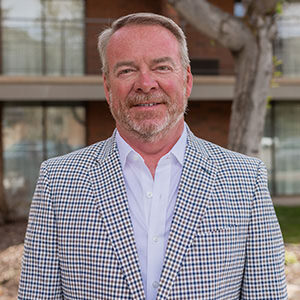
[134,71,158,93]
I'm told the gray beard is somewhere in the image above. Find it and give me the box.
[108,90,187,143]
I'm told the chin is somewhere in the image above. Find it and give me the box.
[129,114,182,142]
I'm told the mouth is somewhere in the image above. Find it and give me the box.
[134,103,161,107]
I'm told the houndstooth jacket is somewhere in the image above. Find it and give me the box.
[18,128,287,299]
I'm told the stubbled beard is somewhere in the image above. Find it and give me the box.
[109,90,187,142]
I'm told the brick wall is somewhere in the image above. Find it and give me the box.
[85,0,161,74]
[186,101,231,147]
[86,101,115,144]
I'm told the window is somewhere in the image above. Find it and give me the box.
[190,59,219,75]
[261,102,300,195]
[274,2,300,76]
[234,0,245,17]
[1,0,84,75]
[2,103,86,219]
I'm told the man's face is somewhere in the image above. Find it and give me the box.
[103,24,193,142]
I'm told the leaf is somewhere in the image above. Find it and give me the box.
[276,0,285,15]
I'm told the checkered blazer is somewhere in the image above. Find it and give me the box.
[18,128,287,299]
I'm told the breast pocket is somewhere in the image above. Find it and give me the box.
[176,224,246,298]
[195,219,247,265]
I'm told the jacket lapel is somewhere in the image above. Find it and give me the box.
[157,132,218,299]
[89,136,145,299]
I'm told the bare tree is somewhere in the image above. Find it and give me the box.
[169,0,280,156]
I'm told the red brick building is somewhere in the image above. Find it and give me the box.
[0,0,299,220]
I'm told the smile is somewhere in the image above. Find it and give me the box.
[135,103,160,107]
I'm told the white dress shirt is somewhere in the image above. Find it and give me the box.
[116,126,187,300]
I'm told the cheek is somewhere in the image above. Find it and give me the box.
[163,81,185,101]
[159,75,185,93]
[110,89,129,111]
[111,82,132,100]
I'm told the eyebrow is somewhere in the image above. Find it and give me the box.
[112,57,177,74]
[113,61,136,74]
[151,57,176,66]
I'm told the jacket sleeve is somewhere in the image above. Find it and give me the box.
[241,161,287,299]
[18,161,62,299]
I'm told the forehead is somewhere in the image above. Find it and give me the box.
[106,24,181,64]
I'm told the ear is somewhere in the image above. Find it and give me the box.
[103,73,110,104]
[185,65,193,98]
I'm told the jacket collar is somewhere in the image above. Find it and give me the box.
[90,131,146,299]
[157,127,218,298]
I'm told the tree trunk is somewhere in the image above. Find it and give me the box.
[228,16,275,156]
[168,0,278,156]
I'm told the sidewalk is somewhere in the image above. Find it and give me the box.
[286,244,300,300]
[288,283,300,299]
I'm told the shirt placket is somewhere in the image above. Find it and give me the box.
[146,156,171,298]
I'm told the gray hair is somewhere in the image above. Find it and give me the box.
[98,12,190,75]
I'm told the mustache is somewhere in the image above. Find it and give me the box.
[126,91,170,107]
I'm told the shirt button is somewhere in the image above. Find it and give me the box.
[153,236,158,243]
[152,281,159,289]
[146,192,153,198]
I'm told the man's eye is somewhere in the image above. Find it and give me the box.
[118,69,133,75]
[156,65,171,71]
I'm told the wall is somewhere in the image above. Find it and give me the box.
[85,0,161,74]
[86,101,115,144]
[186,101,231,147]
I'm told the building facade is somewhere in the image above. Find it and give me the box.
[0,0,299,220]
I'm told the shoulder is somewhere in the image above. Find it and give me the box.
[41,134,116,175]
[187,133,269,202]
[187,131,265,175]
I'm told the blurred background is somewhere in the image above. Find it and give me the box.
[0,0,299,299]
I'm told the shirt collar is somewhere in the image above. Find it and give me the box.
[116,124,187,169]
[116,130,136,169]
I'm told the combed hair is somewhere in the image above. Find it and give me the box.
[98,12,190,75]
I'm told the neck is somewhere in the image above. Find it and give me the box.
[117,120,184,178]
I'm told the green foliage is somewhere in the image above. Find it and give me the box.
[276,0,285,14]
[273,56,283,68]
[272,55,283,79]
[270,56,282,93]
[273,71,282,78]
[266,95,272,109]
[285,250,298,265]
[275,206,300,244]
[210,39,216,47]
[268,56,283,104]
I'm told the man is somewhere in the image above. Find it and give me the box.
[19,13,287,299]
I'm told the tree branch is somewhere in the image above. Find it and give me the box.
[242,0,279,16]
[168,0,249,51]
